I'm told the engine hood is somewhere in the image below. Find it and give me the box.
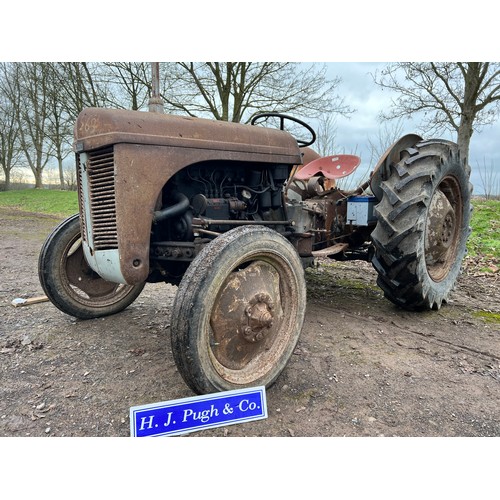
[74,107,302,163]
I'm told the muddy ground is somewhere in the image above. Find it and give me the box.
[1,207,499,439]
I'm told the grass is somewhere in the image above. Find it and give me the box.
[0,189,78,217]
[468,198,500,260]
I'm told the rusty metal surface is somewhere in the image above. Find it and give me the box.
[286,183,349,256]
[312,242,349,258]
[425,176,462,282]
[64,238,125,298]
[111,140,298,284]
[294,234,314,256]
[113,134,302,284]
[74,108,302,162]
[75,109,303,285]
[209,260,284,370]
[192,217,293,227]
[305,189,348,250]
[299,147,321,165]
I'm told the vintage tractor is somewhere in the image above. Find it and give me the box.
[38,108,472,395]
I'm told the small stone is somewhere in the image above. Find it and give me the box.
[45,427,51,433]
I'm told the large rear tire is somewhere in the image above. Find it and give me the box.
[171,225,306,395]
[39,214,145,319]
[371,139,472,310]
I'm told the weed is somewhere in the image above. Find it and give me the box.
[473,311,500,324]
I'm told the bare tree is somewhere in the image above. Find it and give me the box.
[477,157,500,199]
[373,62,500,164]
[63,162,78,191]
[0,63,46,188]
[8,63,55,188]
[315,113,338,157]
[156,62,353,123]
[45,64,74,188]
[51,62,108,118]
[0,91,22,190]
[1,62,101,189]
[1,62,355,189]
[367,118,405,167]
[102,62,150,110]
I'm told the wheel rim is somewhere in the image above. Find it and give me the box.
[60,232,136,307]
[208,254,300,385]
[425,175,463,282]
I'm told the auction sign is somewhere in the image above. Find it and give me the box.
[130,386,267,437]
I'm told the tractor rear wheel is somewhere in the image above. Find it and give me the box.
[371,139,472,310]
[39,214,145,319]
[171,225,306,395]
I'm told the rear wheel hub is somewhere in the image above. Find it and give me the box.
[425,176,462,282]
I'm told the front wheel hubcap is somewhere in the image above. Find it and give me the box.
[209,260,284,371]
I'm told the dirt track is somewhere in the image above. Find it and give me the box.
[1,207,499,437]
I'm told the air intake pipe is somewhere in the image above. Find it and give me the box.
[153,192,190,223]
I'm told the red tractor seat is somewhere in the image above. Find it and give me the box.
[294,154,361,180]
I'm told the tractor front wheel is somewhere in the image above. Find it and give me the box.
[371,139,472,310]
[170,225,306,394]
[39,214,145,319]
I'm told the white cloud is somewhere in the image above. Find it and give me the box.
[324,62,500,194]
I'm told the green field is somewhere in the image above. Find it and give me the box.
[0,189,79,217]
[0,189,498,261]
[467,198,500,260]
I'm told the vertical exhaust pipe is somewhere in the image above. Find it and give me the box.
[148,62,164,113]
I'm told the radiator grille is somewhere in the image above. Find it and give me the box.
[86,147,118,250]
[76,153,87,243]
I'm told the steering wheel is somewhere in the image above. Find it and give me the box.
[251,112,316,148]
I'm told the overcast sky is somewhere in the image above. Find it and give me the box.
[324,62,500,195]
[3,4,498,195]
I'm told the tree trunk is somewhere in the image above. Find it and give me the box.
[34,169,43,188]
[457,114,474,165]
[456,63,481,166]
[3,170,11,190]
[58,157,64,188]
